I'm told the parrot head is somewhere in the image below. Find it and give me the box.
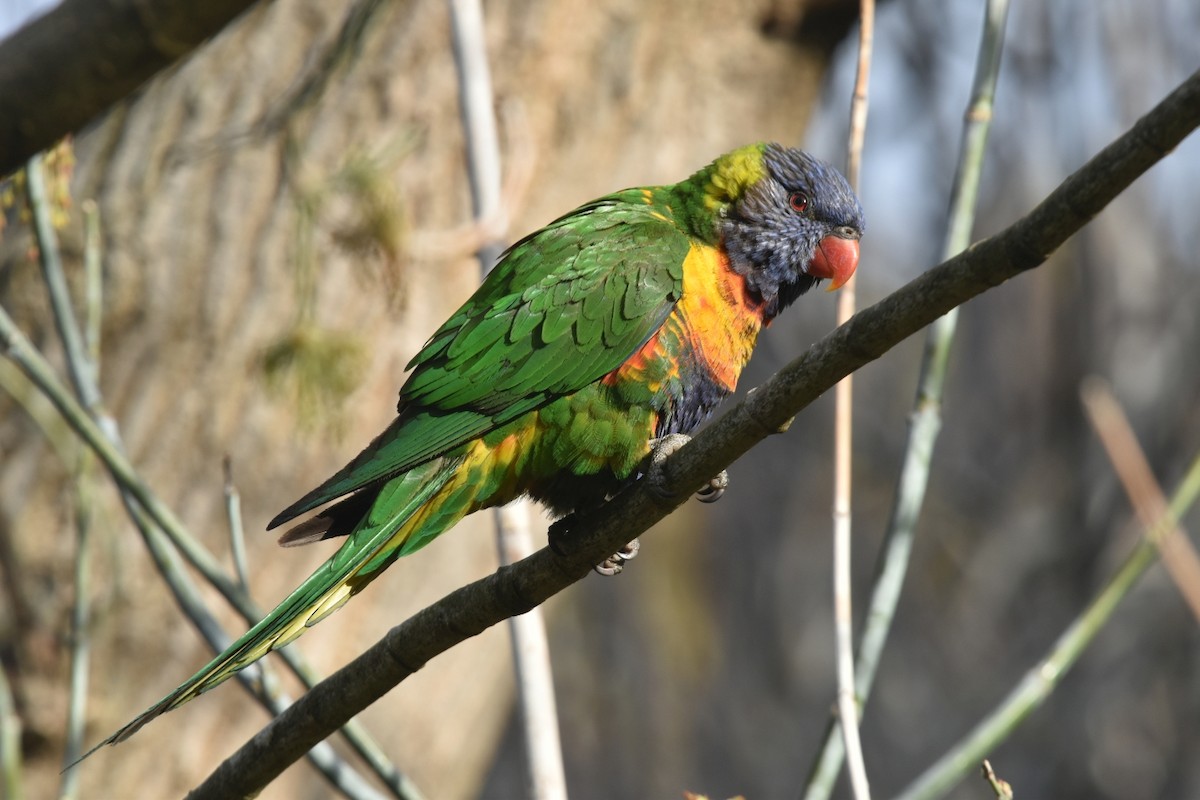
[715,143,865,319]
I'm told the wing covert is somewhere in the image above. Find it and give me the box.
[402,196,688,413]
[271,193,690,526]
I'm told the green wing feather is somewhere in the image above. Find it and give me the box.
[270,192,691,527]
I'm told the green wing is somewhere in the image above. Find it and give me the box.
[270,192,690,527]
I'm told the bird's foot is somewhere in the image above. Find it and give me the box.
[645,434,729,503]
[695,469,728,503]
[594,538,639,576]
[550,514,641,576]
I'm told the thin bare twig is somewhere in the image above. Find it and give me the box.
[805,2,1011,797]
[1081,379,1200,622]
[981,760,1014,799]
[450,0,506,267]
[81,200,102,365]
[28,156,101,798]
[0,665,22,800]
[26,155,95,404]
[495,503,568,799]
[449,0,568,797]
[223,458,252,591]
[830,2,875,799]
[61,466,94,800]
[58,199,104,800]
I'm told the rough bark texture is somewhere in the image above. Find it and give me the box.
[0,1,845,797]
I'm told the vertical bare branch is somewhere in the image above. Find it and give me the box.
[223,458,252,591]
[496,503,570,800]
[449,0,508,270]
[0,641,23,800]
[805,2,1011,797]
[26,154,96,405]
[830,2,875,799]
[60,455,95,800]
[58,199,104,799]
[448,1,569,797]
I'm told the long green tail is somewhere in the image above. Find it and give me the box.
[88,456,462,753]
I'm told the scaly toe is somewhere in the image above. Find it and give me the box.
[695,469,728,503]
[594,538,640,576]
[645,434,728,503]
[645,434,694,499]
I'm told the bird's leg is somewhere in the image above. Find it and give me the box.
[644,433,729,503]
[588,434,724,574]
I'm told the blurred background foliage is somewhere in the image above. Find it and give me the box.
[0,0,1198,798]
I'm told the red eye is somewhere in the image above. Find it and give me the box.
[789,192,809,213]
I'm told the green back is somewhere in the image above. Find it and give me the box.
[273,190,692,525]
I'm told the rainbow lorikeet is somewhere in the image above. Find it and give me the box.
[96,142,863,748]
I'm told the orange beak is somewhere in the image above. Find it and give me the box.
[809,234,860,292]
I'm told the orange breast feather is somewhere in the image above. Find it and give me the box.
[676,243,764,392]
[601,243,763,395]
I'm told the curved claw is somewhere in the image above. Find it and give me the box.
[695,469,728,503]
[594,538,640,576]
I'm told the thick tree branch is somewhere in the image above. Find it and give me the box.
[174,67,1200,798]
[0,0,262,177]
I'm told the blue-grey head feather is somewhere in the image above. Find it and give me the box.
[721,143,865,319]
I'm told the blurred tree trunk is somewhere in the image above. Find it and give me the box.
[0,0,852,797]
[0,0,262,175]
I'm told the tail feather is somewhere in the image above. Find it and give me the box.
[80,457,461,759]
[277,490,376,547]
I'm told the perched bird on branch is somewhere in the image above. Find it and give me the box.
[90,142,863,750]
